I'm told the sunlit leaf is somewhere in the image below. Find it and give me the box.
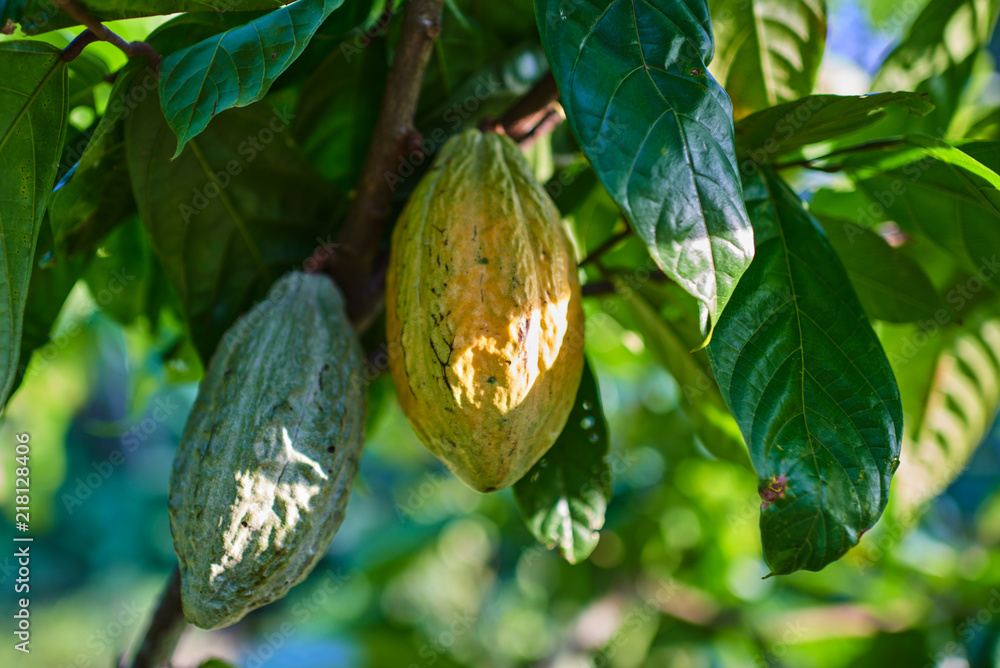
[2,0,291,34]
[709,0,827,119]
[879,312,1000,516]
[535,0,754,343]
[846,136,1000,290]
[734,92,933,163]
[707,168,903,575]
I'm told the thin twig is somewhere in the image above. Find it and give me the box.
[580,226,631,267]
[495,72,561,143]
[61,29,99,62]
[313,0,445,327]
[55,0,160,68]
[131,566,185,668]
[772,137,907,171]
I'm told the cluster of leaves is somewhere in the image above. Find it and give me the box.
[2,0,1000,595]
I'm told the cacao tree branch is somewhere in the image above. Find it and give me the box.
[317,0,445,326]
[131,566,185,668]
[493,72,562,145]
[55,0,160,69]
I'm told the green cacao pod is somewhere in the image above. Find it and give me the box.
[169,271,366,630]
[386,129,585,493]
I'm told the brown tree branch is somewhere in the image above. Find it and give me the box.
[315,0,445,328]
[56,0,160,68]
[498,72,560,142]
[131,566,185,668]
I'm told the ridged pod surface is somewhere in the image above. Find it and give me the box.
[169,272,366,630]
[386,129,584,493]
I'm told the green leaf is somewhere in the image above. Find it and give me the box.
[513,361,611,564]
[0,41,68,409]
[11,219,89,399]
[158,0,346,157]
[815,214,950,324]
[845,137,1000,290]
[294,29,388,189]
[49,61,144,255]
[709,0,827,119]
[3,0,292,34]
[871,0,999,135]
[873,0,999,93]
[878,312,1000,516]
[83,216,159,326]
[734,93,934,163]
[125,83,337,361]
[707,168,903,575]
[535,0,754,342]
[66,51,110,110]
[616,280,751,469]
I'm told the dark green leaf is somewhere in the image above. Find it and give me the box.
[845,137,1000,290]
[83,216,158,326]
[158,0,346,157]
[707,168,903,575]
[514,361,611,564]
[709,0,827,119]
[617,281,751,469]
[49,61,144,255]
[10,219,89,399]
[816,214,950,324]
[0,41,68,409]
[125,84,337,361]
[295,30,388,188]
[734,93,933,163]
[3,0,292,34]
[535,0,754,342]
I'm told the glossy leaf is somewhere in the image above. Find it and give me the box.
[618,281,751,469]
[514,361,611,564]
[709,0,827,119]
[0,41,67,409]
[125,85,336,361]
[846,137,1000,290]
[159,0,346,157]
[816,214,950,324]
[734,93,933,163]
[875,314,1000,517]
[535,0,754,342]
[707,168,903,575]
[2,0,291,34]
[49,61,144,255]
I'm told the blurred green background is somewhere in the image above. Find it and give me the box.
[3,0,1000,666]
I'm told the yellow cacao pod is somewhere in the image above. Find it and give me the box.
[386,129,585,493]
[169,272,365,629]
